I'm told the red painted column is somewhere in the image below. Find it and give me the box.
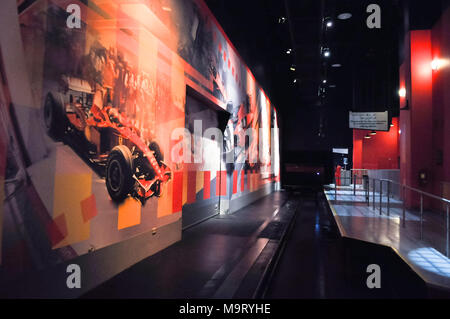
[400,30,434,207]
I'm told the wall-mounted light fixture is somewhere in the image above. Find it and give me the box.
[364,134,371,139]
[324,17,333,28]
[370,131,377,136]
[399,88,409,110]
[430,58,449,71]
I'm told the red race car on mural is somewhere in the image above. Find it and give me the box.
[43,75,172,203]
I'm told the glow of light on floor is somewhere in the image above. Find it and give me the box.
[408,247,450,278]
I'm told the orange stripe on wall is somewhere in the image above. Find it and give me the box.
[233,170,238,194]
[241,170,245,192]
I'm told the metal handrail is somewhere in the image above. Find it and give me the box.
[379,178,450,204]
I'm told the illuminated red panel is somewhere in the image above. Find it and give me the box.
[216,171,227,196]
[172,171,183,213]
[232,170,238,194]
[241,171,245,192]
[187,171,197,204]
[203,171,211,200]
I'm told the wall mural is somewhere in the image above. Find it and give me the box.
[0,0,280,283]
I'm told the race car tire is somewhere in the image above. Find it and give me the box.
[43,93,65,140]
[106,145,134,202]
[149,141,164,165]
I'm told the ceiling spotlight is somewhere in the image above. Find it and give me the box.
[337,13,352,20]
[290,65,296,71]
[278,17,287,24]
[398,88,406,97]
[370,131,377,136]
[332,63,342,68]
[286,48,292,55]
[293,79,297,84]
[162,6,172,12]
[364,134,371,139]
[326,21,333,28]
[390,123,395,127]
[322,79,327,84]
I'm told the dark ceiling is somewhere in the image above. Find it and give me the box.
[206,0,449,153]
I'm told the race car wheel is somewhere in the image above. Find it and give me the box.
[43,93,65,140]
[106,145,134,202]
[149,141,164,165]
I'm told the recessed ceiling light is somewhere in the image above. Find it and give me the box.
[332,63,342,68]
[322,79,327,84]
[337,13,352,20]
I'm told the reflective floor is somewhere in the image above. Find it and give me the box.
[82,191,293,298]
[325,186,450,291]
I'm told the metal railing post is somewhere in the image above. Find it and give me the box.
[335,177,337,200]
[420,195,423,240]
[365,177,369,206]
[379,180,383,215]
[447,205,449,258]
[387,181,390,217]
[402,185,406,228]
[353,175,356,196]
[373,179,376,211]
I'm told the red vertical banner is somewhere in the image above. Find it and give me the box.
[172,171,183,213]
[232,170,238,194]
[186,171,197,204]
[241,171,245,192]
[203,171,211,200]
[216,171,227,196]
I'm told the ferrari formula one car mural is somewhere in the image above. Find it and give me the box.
[43,75,172,203]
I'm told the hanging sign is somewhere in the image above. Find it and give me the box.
[349,111,388,131]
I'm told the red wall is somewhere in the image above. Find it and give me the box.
[397,9,450,206]
[353,117,399,170]
[431,7,450,198]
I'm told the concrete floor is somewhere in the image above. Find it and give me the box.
[82,188,447,299]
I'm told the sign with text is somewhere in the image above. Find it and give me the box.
[349,111,388,131]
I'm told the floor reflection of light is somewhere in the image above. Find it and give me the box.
[408,247,450,278]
